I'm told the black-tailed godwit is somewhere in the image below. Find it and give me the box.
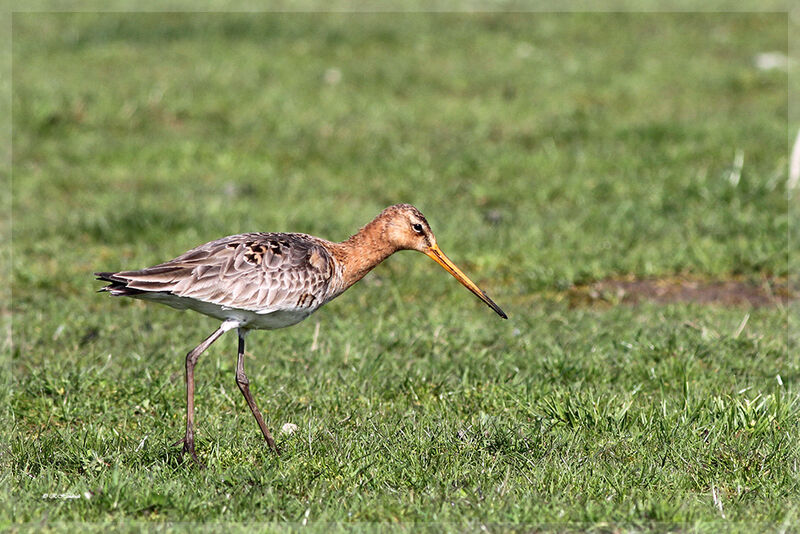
[96,204,506,465]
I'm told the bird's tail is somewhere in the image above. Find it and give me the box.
[94,272,146,296]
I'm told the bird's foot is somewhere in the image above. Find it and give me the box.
[172,436,205,469]
[265,437,281,455]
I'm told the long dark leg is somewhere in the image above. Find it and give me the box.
[173,323,232,466]
[235,329,279,454]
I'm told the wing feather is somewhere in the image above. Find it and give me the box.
[100,233,335,314]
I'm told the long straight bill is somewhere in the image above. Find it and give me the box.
[425,245,508,319]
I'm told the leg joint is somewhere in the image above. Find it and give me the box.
[235,370,249,387]
[186,350,199,366]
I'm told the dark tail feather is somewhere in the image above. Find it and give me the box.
[95,271,146,296]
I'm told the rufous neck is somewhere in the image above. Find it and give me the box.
[332,216,398,289]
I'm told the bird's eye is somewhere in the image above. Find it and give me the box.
[412,223,424,234]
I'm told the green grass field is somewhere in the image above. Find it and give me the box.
[7,12,797,531]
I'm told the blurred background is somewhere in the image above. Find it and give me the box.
[13,13,788,301]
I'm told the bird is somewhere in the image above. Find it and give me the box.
[96,203,506,465]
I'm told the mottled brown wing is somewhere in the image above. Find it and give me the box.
[105,233,335,313]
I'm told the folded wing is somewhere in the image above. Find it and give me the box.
[96,233,335,314]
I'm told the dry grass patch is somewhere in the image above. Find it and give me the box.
[569,276,792,308]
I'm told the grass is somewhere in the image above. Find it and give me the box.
[7,11,797,531]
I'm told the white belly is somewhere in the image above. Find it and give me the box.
[133,292,315,330]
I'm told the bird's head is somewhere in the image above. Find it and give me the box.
[380,203,507,319]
